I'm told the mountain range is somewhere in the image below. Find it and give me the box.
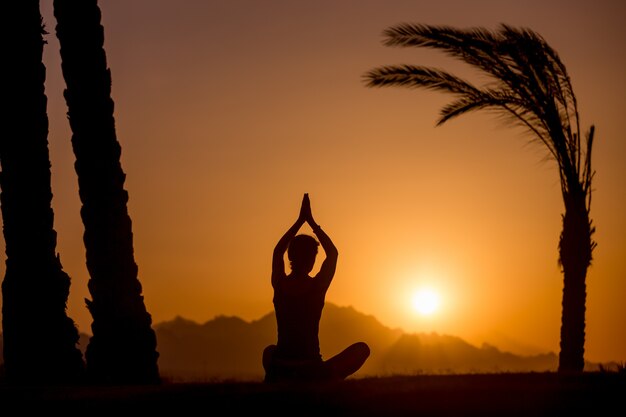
[151,303,560,381]
[1,303,570,381]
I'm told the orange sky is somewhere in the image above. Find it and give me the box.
[1,0,624,364]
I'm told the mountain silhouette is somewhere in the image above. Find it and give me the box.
[380,333,557,375]
[152,303,403,381]
[3,303,589,382]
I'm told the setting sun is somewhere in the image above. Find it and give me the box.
[411,288,441,316]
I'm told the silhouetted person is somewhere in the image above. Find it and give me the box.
[263,193,370,382]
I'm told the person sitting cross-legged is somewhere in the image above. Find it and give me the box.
[263,193,370,383]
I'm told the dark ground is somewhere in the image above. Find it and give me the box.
[0,372,623,416]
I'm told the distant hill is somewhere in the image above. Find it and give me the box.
[380,333,557,375]
[0,303,576,381]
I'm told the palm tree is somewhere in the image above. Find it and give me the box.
[53,0,160,384]
[0,0,85,384]
[364,23,595,374]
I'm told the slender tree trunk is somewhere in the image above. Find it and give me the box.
[558,187,592,373]
[53,0,160,384]
[0,0,85,384]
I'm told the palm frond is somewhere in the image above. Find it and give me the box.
[499,25,584,176]
[582,126,595,205]
[367,23,596,202]
[382,24,503,78]
[380,24,551,135]
[446,94,560,164]
[364,65,481,96]
[436,96,491,125]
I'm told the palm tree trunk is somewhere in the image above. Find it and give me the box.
[558,187,592,373]
[0,0,85,384]
[53,0,160,384]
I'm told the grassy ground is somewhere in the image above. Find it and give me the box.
[0,372,623,416]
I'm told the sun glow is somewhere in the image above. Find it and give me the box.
[411,288,440,316]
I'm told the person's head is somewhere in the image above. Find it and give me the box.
[288,234,319,273]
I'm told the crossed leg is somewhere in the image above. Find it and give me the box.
[263,342,370,382]
[324,342,370,380]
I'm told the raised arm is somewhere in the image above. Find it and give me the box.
[306,200,338,290]
[271,194,308,287]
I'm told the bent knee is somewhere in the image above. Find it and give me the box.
[353,341,370,358]
[262,345,277,368]
[263,344,277,356]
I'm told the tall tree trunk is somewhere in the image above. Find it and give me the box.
[0,0,85,384]
[53,0,160,384]
[558,187,592,373]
